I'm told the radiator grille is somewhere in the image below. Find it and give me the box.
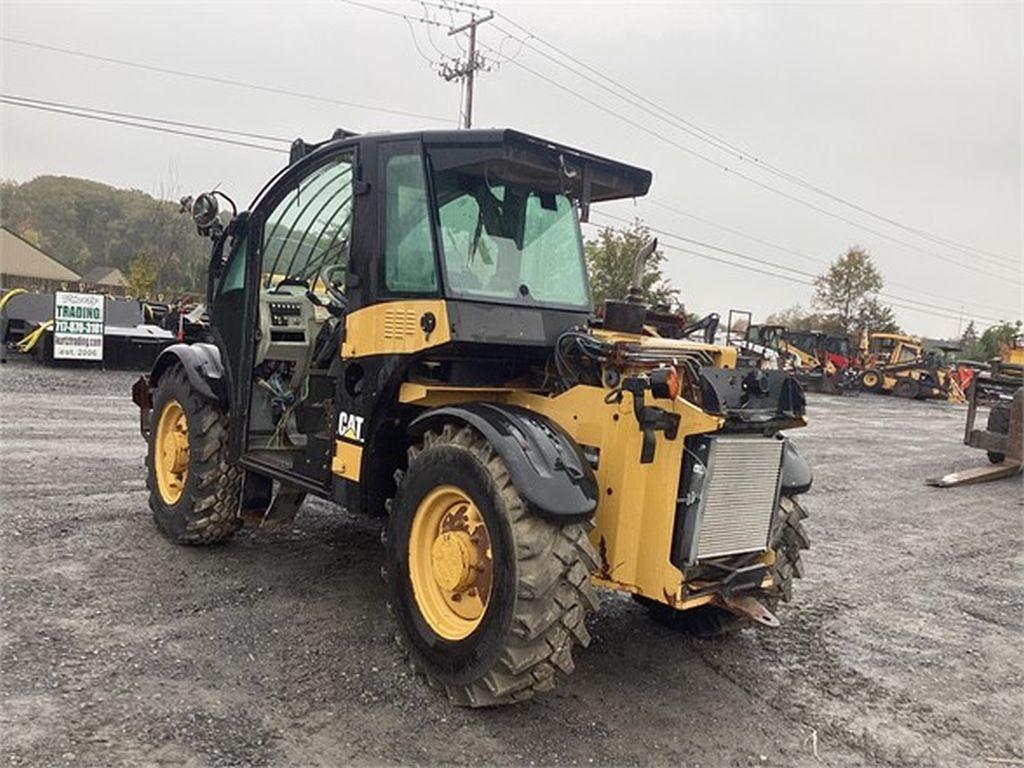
[696,436,784,560]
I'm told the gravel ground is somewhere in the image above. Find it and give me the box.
[0,362,1020,767]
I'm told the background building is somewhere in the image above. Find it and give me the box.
[0,226,81,292]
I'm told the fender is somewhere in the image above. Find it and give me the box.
[150,342,226,405]
[780,440,813,496]
[409,402,598,523]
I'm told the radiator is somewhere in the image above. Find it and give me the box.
[693,435,785,560]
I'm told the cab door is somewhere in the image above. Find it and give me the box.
[208,216,262,459]
[239,147,358,489]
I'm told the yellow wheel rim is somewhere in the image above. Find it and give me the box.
[154,399,189,505]
[408,485,493,641]
[863,372,878,387]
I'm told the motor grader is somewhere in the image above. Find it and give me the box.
[132,128,812,706]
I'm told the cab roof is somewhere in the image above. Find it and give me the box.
[292,127,653,203]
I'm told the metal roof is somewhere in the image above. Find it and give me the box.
[0,227,81,282]
[80,266,128,287]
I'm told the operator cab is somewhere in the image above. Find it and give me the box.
[869,333,921,365]
[194,129,651,495]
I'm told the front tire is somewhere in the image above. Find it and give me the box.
[386,423,599,706]
[859,369,883,393]
[146,363,242,545]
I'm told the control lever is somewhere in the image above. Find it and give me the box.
[306,289,344,318]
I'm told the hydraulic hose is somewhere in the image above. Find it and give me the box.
[0,287,27,312]
[16,320,52,353]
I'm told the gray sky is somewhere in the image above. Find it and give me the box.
[2,0,1020,336]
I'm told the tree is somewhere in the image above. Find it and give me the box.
[126,254,158,298]
[855,297,900,335]
[584,219,677,308]
[973,321,1022,361]
[959,320,978,356]
[811,246,899,336]
[0,175,209,295]
[766,305,811,330]
[763,304,845,334]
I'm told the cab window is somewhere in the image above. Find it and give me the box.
[384,153,438,293]
[261,154,354,288]
[898,345,919,363]
[432,167,589,309]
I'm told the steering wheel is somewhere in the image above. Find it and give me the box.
[320,263,348,310]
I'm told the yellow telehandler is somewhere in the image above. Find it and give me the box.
[132,128,813,705]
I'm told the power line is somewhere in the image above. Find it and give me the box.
[587,212,1005,327]
[3,94,293,145]
[492,12,1017,268]
[334,1,1017,281]
[593,210,1007,325]
[485,47,1018,283]
[4,84,1009,331]
[1,36,451,124]
[341,0,493,128]
[643,198,1020,318]
[337,0,446,27]
[0,95,287,154]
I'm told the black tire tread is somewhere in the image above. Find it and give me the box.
[146,364,241,545]
[391,423,599,707]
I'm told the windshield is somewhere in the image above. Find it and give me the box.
[432,167,590,309]
[871,337,896,355]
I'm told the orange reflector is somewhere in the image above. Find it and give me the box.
[649,366,681,400]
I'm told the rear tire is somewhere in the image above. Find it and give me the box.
[386,423,599,706]
[894,377,920,399]
[986,401,1011,463]
[146,363,242,545]
[641,495,809,636]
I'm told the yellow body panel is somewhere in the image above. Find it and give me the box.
[509,387,724,605]
[1002,342,1024,367]
[331,440,363,482]
[399,380,782,606]
[340,325,783,606]
[341,299,450,358]
[399,383,517,407]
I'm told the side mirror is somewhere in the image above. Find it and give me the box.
[191,192,220,230]
[180,191,231,239]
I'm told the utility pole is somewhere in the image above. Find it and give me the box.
[440,11,494,128]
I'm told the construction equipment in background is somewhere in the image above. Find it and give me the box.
[726,310,780,370]
[725,310,855,394]
[928,336,1023,487]
[132,128,814,707]
[856,332,965,402]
